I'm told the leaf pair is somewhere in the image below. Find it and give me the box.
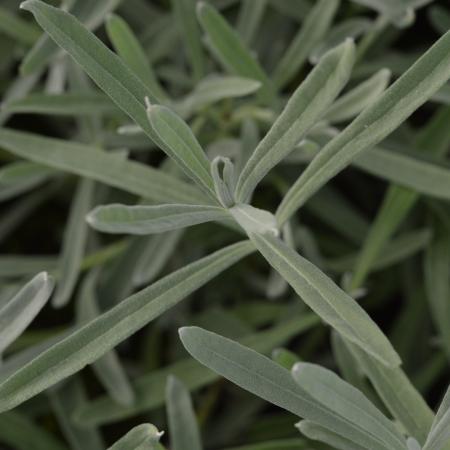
[0,241,253,413]
[180,327,407,450]
[235,38,355,203]
[19,0,218,202]
[73,315,318,427]
[277,27,450,225]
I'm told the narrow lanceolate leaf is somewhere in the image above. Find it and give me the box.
[180,327,402,450]
[0,272,54,353]
[20,0,122,75]
[0,128,207,205]
[166,376,202,450]
[177,76,261,117]
[298,420,370,450]
[87,204,230,235]
[291,363,406,450]
[344,339,434,443]
[53,179,94,308]
[277,29,450,225]
[290,139,450,200]
[423,386,450,450]
[171,0,205,81]
[354,146,450,200]
[108,424,164,450]
[73,316,318,427]
[146,104,216,198]
[3,93,118,116]
[249,232,401,367]
[106,14,167,101]
[235,40,355,203]
[324,69,391,124]
[196,1,276,105]
[20,0,166,147]
[273,0,340,88]
[350,105,450,290]
[0,241,254,413]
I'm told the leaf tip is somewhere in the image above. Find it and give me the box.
[343,36,355,47]
[144,96,152,110]
[19,0,32,11]
[379,68,392,85]
[196,1,208,16]
[38,270,49,281]
[295,420,307,433]
[167,373,177,384]
[179,326,201,348]
[340,37,356,60]
[291,362,304,377]
[85,209,96,227]
[37,270,55,288]
[179,325,193,340]
[105,12,116,26]
[166,374,183,394]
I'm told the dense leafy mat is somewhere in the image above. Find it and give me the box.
[0,0,450,449]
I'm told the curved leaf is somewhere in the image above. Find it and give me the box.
[0,272,54,354]
[0,128,207,205]
[248,232,401,367]
[235,39,355,203]
[277,29,450,224]
[87,204,229,235]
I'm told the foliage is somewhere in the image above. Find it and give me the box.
[0,0,450,449]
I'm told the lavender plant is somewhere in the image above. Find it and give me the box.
[0,0,450,449]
